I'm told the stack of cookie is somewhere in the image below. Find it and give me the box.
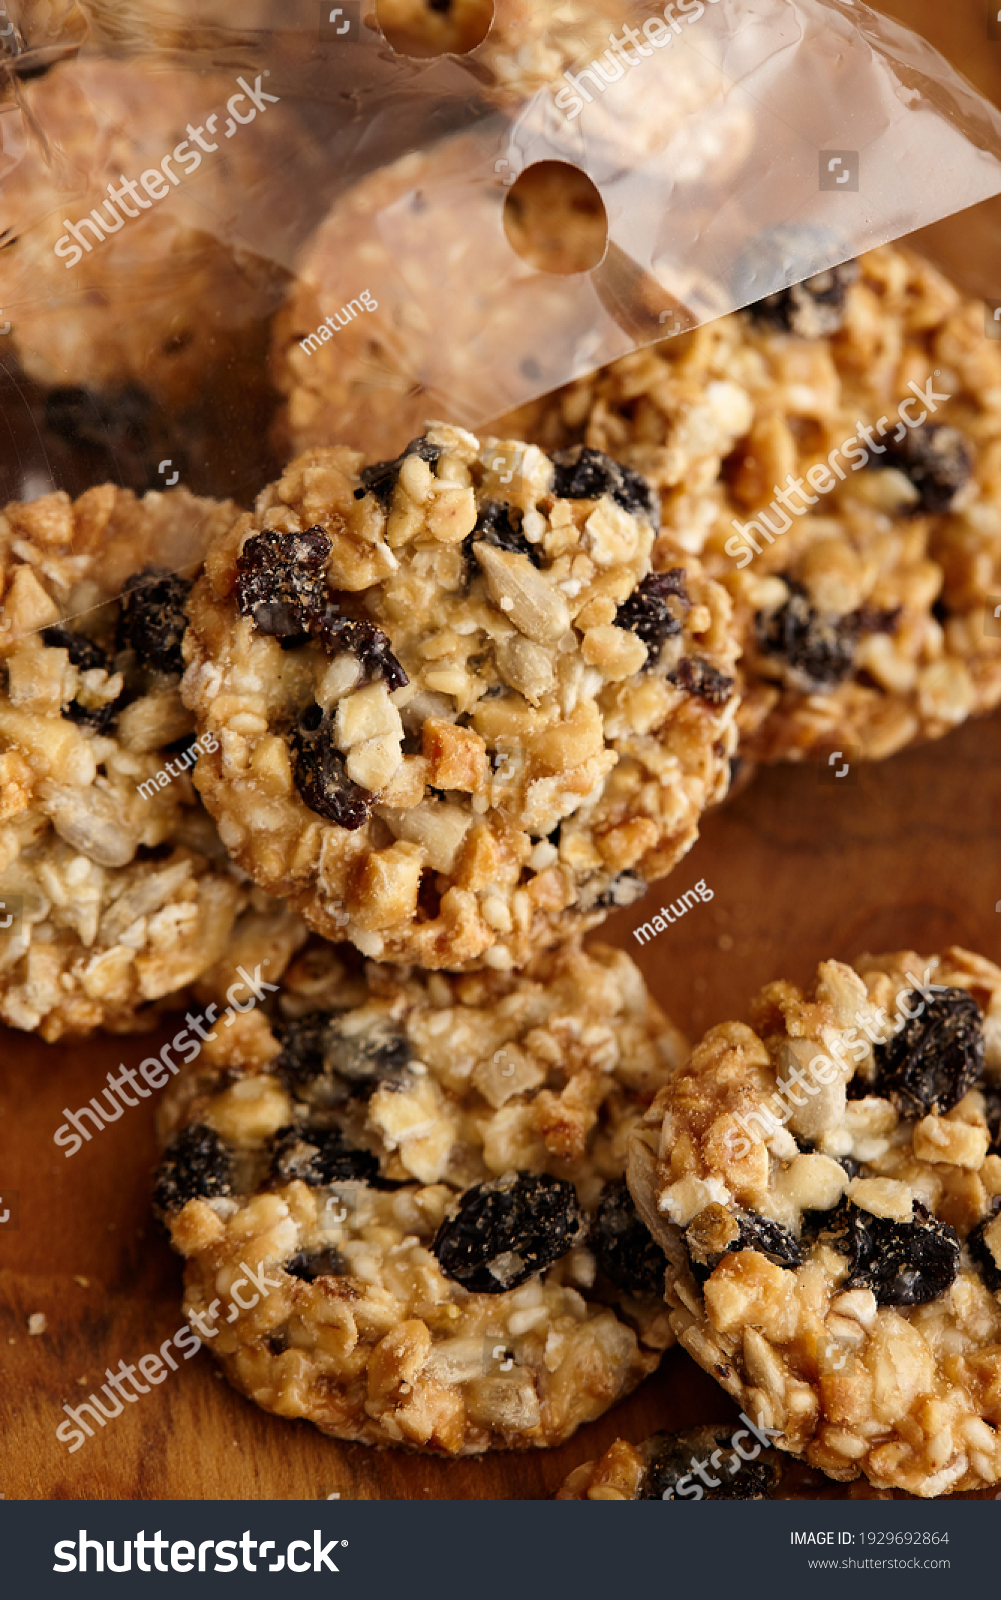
[6,0,1001,1500]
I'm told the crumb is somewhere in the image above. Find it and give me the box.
[27,1313,47,1335]
[72,1276,89,1288]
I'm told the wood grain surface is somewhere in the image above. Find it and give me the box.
[3,0,1001,1505]
[2,706,999,1501]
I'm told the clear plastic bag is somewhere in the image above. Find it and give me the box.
[2,0,1001,557]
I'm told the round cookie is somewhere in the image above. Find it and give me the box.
[555,1425,902,1501]
[628,946,1001,1497]
[271,81,753,463]
[0,58,302,498]
[497,244,1001,763]
[153,939,683,1454]
[0,481,304,1039]
[181,424,739,970]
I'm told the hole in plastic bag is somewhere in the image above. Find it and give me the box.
[502,161,608,277]
[374,0,493,59]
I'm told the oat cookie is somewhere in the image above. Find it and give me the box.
[364,0,628,102]
[628,947,1001,1497]
[153,940,683,1453]
[0,58,293,449]
[0,480,306,1039]
[555,1425,899,1501]
[181,425,738,970]
[499,243,1001,762]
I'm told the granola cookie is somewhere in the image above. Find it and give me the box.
[271,50,754,467]
[0,58,299,497]
[364,0,627,102]
[153,939,684,1453]
[555,1425,897,1501]
[498,243,1001,762]
[181,425,738,970]
[628,946,1001,1498]
[0,480,305,1039]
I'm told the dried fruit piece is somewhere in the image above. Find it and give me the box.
[291,705,373,829]
[748,260,859,339]
[41,625,107,674]
[273,1010,411,1097]
[817,1198,959,1306]
[284,1247,347,1281]
[153,1123,231,1214]
[968,1216,1001,1294]
[873,423,973,514]
[270,1124,381,1186]
[755,583,856,689]
[873,987,984,1117]
[324,1017,412,1093]
[668,656,735,705]
[433,1170,586,1292]
[117,566,192,675]
[685,1205,801,1283]
[593,1180,667,1295]
[639,1426,782,1500]
[354,436,446,509]
[272,1012,330,1088]
[614,569,689,662]
[552,445,658,523]
[471,500,540,565]
[316,613,408,690]
[235,526,331,639]
[42,624,121,731]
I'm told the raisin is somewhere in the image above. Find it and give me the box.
[551,446,658,523]
[593,1181,667,1295]
[433,1171,586,1293]
[818,1198,959,1306]
[270,1124,381,1187]
[41,625,107,673]
[639,1426,781,1501]
[470,500,540,565]
[748,260,859,339]
[315,613,408,690]
[872,987,983,1117]
[873,423,973,514]
[291,705,373,828]
[41,625,121,731]
[273,1012,331,1088]
[235,526,331,639]
[668,656,735,705]
[968,1215,1001,1294]
[754,582,857,689]
[354,436,446,510]
[284,1247,347,1282]
[614,569,689,661]
[153,1123,231,1214]
[685,1205,801,1283]
[325,1017,412,1093]
[117,566,192,674]
[273,1010,411,1098]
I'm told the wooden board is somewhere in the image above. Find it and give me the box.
[2,706,999,1500]
[3,0,1001,1507]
